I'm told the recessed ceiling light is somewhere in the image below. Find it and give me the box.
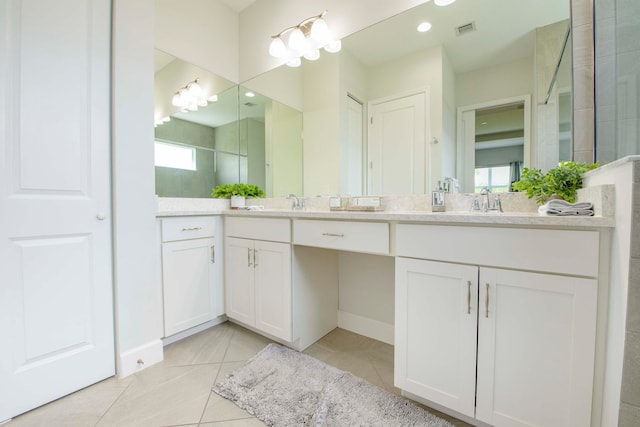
[434,0,456,6]
[245,92,255,97]
[417,22,432,33]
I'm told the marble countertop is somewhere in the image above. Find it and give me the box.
[157,207,614,228]
[156,186,616,228]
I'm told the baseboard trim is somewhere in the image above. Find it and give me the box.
[162,315,227,347]
[117,339,163,378]
[337,311,394,345]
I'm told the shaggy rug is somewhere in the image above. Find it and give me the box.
[212,343,454,427]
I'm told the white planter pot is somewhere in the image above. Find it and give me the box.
[230,196,246,209]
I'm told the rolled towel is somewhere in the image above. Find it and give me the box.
[538,200,594,216]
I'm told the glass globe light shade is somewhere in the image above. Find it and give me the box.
[310,18,330,42]
[269,37,286,58]
[171,92,182,107]
[304,49,320,61]
[187,80,203,97]
[324,39,342,53]
[186,103,198,111]
[288,27,306,51]
[286,57,301,67]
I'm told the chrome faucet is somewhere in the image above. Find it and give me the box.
[480,188,490,212]
[489,194,503,212]
[287,194,305,211]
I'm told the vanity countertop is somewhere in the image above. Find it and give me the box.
[156,186,616,228]
[157,208,615,228]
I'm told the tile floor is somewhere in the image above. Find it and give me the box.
[7,322,470,427]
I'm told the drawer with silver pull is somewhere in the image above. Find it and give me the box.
[293,219,389,255]
[161,216,216,242]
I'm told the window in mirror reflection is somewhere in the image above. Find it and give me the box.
[474,103,525,192]
[154,141,196,171]
[474,165,510,193]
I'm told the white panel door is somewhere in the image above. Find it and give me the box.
[368,92,426,195]
[162,238,216,336]
[395,258,478,418]
[0,0,114,422]
[476,268,598,427]
[254,240,292,341]
[225,237,256,327]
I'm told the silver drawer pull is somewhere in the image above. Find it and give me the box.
[181,226,203,231]
[322,232,344,237]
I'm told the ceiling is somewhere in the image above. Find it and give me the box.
[219,0,255,13]
[160,0,569,76]
[334,0,569,73]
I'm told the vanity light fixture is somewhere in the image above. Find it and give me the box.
[269,10,342,67]
[171,78,208,111]
[434,0,457,6]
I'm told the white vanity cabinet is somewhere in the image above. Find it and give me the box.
[160,216,223,337]
[224,217,292,341]
[395,224,600,427]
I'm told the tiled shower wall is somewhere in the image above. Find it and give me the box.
[594,0,640,424]
[595,0,640,163]
[619,161,640,426]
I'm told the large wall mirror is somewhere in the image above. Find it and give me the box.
[155,0,575,198]
[153,51,303,198]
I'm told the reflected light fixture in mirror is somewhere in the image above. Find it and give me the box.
[269,10,342,67]
[434,0,457,6]
[171,78,208,111]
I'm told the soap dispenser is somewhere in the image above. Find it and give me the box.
[432,182,445,212]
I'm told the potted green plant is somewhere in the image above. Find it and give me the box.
[512,161,598,204]
[211,183,265,209]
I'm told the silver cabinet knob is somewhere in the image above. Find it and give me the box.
[96,212,106,220]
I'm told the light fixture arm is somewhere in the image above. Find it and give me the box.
[271,10,327,39]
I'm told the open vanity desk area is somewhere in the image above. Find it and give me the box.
[157,190,614,427]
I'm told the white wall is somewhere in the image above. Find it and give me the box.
[112,0,164,374]
[456,56,534,108]
[442,49,457,181]
[243,65,304,112]
[303,54,341,196]
[338,252,395,343]
[155,0,239,83]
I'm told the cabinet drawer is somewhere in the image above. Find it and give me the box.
[225,216,291,243]
[162,216,216,242]
[293,219,389,255]
[396,224,599,277]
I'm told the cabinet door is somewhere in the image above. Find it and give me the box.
[254,240,292,341]
[162,238,216,336]
[225,237,255,326]
[395,258,478,417]
[476,268,597,427]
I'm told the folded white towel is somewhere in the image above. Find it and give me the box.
[538,200,594,216]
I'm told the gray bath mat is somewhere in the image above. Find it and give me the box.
[213,343,454,427]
